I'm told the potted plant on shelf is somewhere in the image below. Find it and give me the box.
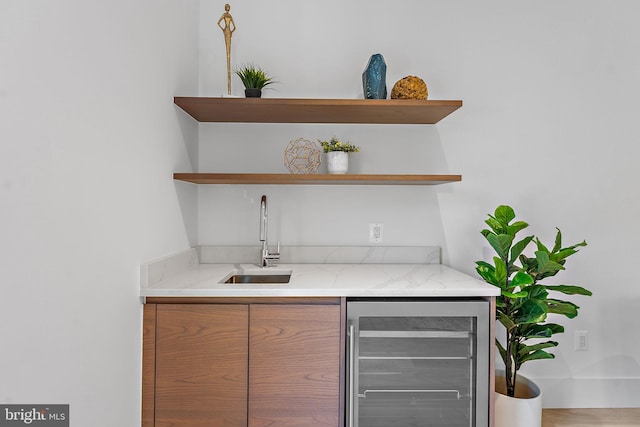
[234,64,276,98]
[318,137,360,174]
[475,205,592,427]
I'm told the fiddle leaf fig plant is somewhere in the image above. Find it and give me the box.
[475,205,592,397]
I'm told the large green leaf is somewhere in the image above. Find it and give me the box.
[509,235,534,266]
[494,257,507,286]
[541,323,564,334]
[535,238,550,254]
[552,228,562,253]
[545,285,592,296]
[547,229,587,263]
[507,220,530,236]
[494,205,516,225]
[571,240,588,250]
[487,233,513,260]
[509,270,533,290]
[514,299,547,325]
[475,261,501,287]
[483,220,501,235]
[502,289,528,299]
[475,260,493,270]
[520,323,564,339]
[554,242,588,262]
[547,299,579,318]
[518,349,555,365]
[525,285,549,302]
[552,248,578,263]
[518,340,558,357]
[534,250,565,276]
[518,253,536,273]
[497,312,516,330]
[484,217,503,234]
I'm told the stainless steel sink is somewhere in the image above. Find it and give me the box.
[222,270,292,284]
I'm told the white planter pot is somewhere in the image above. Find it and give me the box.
[495,371,542,427]
[326,151,349,174]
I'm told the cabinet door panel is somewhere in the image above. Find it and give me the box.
[155,304,249,427]
[249,304,341,427]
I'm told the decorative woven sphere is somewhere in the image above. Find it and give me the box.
[390,75,428,100]
[284,138,321,174]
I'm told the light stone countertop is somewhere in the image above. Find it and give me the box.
[140,247,499,298]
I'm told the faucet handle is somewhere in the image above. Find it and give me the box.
[261,241,281,267]
[269,241,281,258]
[267,241,280,266]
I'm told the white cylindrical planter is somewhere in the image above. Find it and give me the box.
[495,371,542,427]
[326,151,349,174]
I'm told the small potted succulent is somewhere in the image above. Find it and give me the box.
[234,64,276,98]
[318,137,360,174]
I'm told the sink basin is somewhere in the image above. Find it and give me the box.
[222,270,292,284]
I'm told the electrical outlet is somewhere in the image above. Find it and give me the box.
[369,223,383,243]
[575,330,589,351]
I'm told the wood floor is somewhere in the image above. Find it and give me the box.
[542,408,640,426]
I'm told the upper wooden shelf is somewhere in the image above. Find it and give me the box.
[173,97,462,124]
[173,173,461,185]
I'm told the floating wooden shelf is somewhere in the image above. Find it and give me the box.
[172,97,464,186]
[173,173,462,185]
[174,97,462,124]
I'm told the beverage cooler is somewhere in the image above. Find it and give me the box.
[346,299,490,427]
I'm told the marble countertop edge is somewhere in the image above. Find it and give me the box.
[140,262,500,298]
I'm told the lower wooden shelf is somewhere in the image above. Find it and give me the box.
[173,173,462,185]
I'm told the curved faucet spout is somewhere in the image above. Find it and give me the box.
[260,195,267,242]
[259,195,280,267]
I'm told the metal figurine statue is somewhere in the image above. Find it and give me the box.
[218,3,236,95]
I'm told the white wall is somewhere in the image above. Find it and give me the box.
[197,0,640,408]
[0,1,198,425]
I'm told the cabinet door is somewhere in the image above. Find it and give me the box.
[249,304,341,427]
[155,304,249,427]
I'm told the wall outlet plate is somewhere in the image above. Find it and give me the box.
[575,330,589,351]
[369,223,384,243]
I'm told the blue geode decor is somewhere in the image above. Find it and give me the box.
[362,53,387,99]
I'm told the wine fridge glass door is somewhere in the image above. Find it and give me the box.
[347,299,490,427]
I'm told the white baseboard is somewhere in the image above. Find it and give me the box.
[532,377,640,408]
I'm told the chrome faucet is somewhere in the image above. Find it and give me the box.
[259,195,280,267]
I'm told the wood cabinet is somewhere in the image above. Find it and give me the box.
[155,304,249,427]
[142,298,345,427]
[249,304,342,427]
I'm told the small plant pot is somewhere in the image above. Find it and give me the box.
[326,151,349,174]
[244,88,262,98]
[495,370,542,427]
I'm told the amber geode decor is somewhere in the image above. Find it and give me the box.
[391,75,428,100]
[284,138,322,174]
